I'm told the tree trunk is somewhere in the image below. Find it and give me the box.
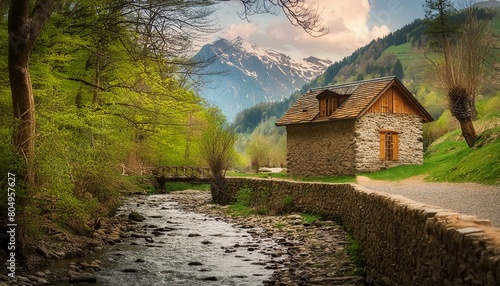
[8,1,36,183]
[449,86,477,147]
[210,176,230,204]
[470,96,478,121]
[8,0,56,184]
[458,118,477,147]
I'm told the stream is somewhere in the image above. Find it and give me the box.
[46,194,280,285]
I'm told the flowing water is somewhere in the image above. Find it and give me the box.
[47,194,277,285]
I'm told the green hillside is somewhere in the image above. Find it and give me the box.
[365,123,500,185]
[233,8,500,178]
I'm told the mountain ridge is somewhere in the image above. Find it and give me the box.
[193,37,332,120]
[232,10,499,134]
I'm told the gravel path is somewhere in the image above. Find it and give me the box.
[356,176,500,228]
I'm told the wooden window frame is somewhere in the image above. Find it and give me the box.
[319,98,326,117]
[379,131,399,161]
[319,97,338,117]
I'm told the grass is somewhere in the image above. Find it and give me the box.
[227,185,256,217]
[347,234,365,276]
[301,213,322,223]
[365,127,500,184]
[227,171,290,179]
[382,42,423,68]
[301,175,356,183]
[227,171,355,183]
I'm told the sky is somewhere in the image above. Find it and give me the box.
[203,0,429,62]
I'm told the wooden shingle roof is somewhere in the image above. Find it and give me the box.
[276,76,433,126]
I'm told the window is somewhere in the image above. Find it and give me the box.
[319,97,337,117]
[380,131,399,161]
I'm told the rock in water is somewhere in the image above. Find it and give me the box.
[128,211,146,222]
[69,273,97,283]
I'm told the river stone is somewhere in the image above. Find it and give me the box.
[199,276,218,281]
[128,212,146,222]
[18,276,31,283]
[34,271,47,277]
[121,268,139,273]
[69,273,97,283]
[35,277,49,285]
[67,270,79,278]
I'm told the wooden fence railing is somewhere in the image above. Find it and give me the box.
[152,166,211,179]
[120,164,211,180]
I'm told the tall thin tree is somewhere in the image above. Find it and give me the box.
[8,0,56,183]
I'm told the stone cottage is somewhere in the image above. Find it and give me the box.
[275,76,434,177]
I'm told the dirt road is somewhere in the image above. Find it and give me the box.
[356,175,500,227]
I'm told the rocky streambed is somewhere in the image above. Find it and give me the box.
[167,190,366,286]
[1,190,365,286]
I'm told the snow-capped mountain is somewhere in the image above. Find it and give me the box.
[193,37,331,120]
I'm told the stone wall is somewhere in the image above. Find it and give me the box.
[285,113,425,177]
[354,113,424,172]
[222,178,500,285]
[286,120,356,177]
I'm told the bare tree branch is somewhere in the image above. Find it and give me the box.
[236,0,329,37]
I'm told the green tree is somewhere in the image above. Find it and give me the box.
[246,133,272,173]
[393,59,404,80]
[200,118,237,203]
[6,0,327,186]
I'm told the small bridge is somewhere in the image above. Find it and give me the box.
[152,166,211,181]
[121,165,212,190]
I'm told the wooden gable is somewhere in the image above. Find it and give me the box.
[366,85,421,115]
[276,76,434,126]
[361,78,433,122]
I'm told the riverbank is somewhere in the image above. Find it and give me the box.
[0,216,129,286]
[168,190,366,285]
[2,190,365,285]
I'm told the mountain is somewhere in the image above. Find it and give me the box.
[193,37,332,120]
[232,10,500,134]
[474,0,500,9]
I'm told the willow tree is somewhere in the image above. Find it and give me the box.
[424,0,497,147]
[200,120,237,204]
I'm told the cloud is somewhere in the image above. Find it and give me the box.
[218,0,392,61]
[224,23,259,40]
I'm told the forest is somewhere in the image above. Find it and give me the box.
[0,1,229,250]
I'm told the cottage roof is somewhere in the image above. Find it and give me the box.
[276,76,433,126]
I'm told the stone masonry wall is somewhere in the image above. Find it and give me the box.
[354,113,424,173]
[286,120,356,177]
[222,178,500,285]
